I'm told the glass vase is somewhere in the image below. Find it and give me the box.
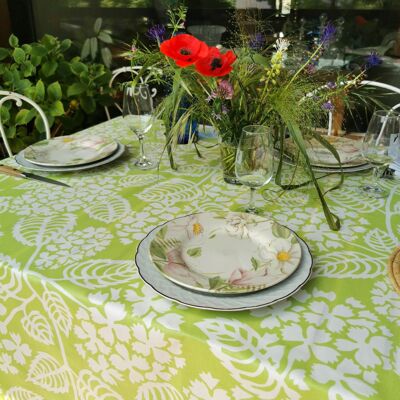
[219,140,241,185]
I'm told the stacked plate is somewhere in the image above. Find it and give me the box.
[285,136,371,173]
[136,212,313,311]
[15,136,125,172]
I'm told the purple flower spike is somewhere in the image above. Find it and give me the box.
[249,33,265,50]
[321,22,336,45]
[365,51,382,69]
[326,81,337,89]
[322,100,334,111]
[147,24,166,42]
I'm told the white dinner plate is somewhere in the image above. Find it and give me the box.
[22,136,118,167]
[135,217,313,311]
[148,212,302,295]
[15,143,125,172]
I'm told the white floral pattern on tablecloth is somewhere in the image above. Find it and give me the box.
[0,117,399,399]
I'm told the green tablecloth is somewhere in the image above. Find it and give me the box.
[0,117,399,399]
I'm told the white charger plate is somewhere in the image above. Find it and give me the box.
[135,218,313,311]
[15,143,125,172]
[148,212,302,295]
[22,136,118,167]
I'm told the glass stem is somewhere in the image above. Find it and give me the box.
[248,187,256,211]
[372,166,380,187]
[139,135,145,159]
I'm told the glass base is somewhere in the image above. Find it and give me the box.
[244,206,260,214]
[362,184,387,198]
[223,175,242,185]
[135,157,155,170]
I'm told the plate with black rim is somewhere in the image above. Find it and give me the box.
[135,214,313,311]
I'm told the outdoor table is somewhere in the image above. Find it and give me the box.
[0,117,399,400]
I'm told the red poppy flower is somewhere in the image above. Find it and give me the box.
[160,34,209,67]
[195,47,236,77]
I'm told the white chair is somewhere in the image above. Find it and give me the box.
[0,90,51,157]
[105,66,163,120]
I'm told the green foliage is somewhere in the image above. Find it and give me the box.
[81,18,114,68]
[0,34,112,154]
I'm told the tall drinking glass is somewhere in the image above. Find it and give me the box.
[235,125,274,213]
[361,110,400,197]
[123,84,154,169]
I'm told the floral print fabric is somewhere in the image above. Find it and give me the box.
[0,117,399,399]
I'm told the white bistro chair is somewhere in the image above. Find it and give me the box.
[105,66,163,120]
[0,90,51,157]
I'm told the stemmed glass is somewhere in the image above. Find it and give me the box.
[123,83,154,169]
[361,110,400,197]
[235,125,274,213]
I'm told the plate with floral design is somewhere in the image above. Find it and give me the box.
[22,136,118,167]
[147,212,302,294]
[135,218,313,311]
[285,136,367,168]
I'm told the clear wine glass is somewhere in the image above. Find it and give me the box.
[235,125,274,213]
[361,110,400,197]
[123,83,154,169]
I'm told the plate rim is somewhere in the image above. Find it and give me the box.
[148,212,303,295]
[22,136,119,167]
[15,142,125,172]
[135,213,314,311]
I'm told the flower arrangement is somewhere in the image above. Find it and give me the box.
[126,7,379,230]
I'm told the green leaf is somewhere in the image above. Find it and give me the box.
[98,31,113,44]
[15,109,36,125]
[90,37,98,60]
[149,240,167,261]
[272,223,291,239]
[5,125,16,138]
[0,47,10,61]
[79,95,96,114]
[158,226,168,240]
[187,247,201,257]
[67,82,87,97]
[31,55,42,67]
[31,44,47,57]
[49,100,65,117]
[12,47,25,64]
[22,44,32,53]
[81,38,90,60]
[15,79,31,92]
[94,17,102,35]
[41,34,57,50]
[70,61,88,76]
[209,277,224,290]
[9,34,19,48]
[0,107,10,124]
[60,39,72,52]
[101,47,112,68]
[47,81,62,102]
[251,257,260,271]
[21,61,34,77]
[35,80,45,102]
[41,60,58,77]
[34,114,54,133]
